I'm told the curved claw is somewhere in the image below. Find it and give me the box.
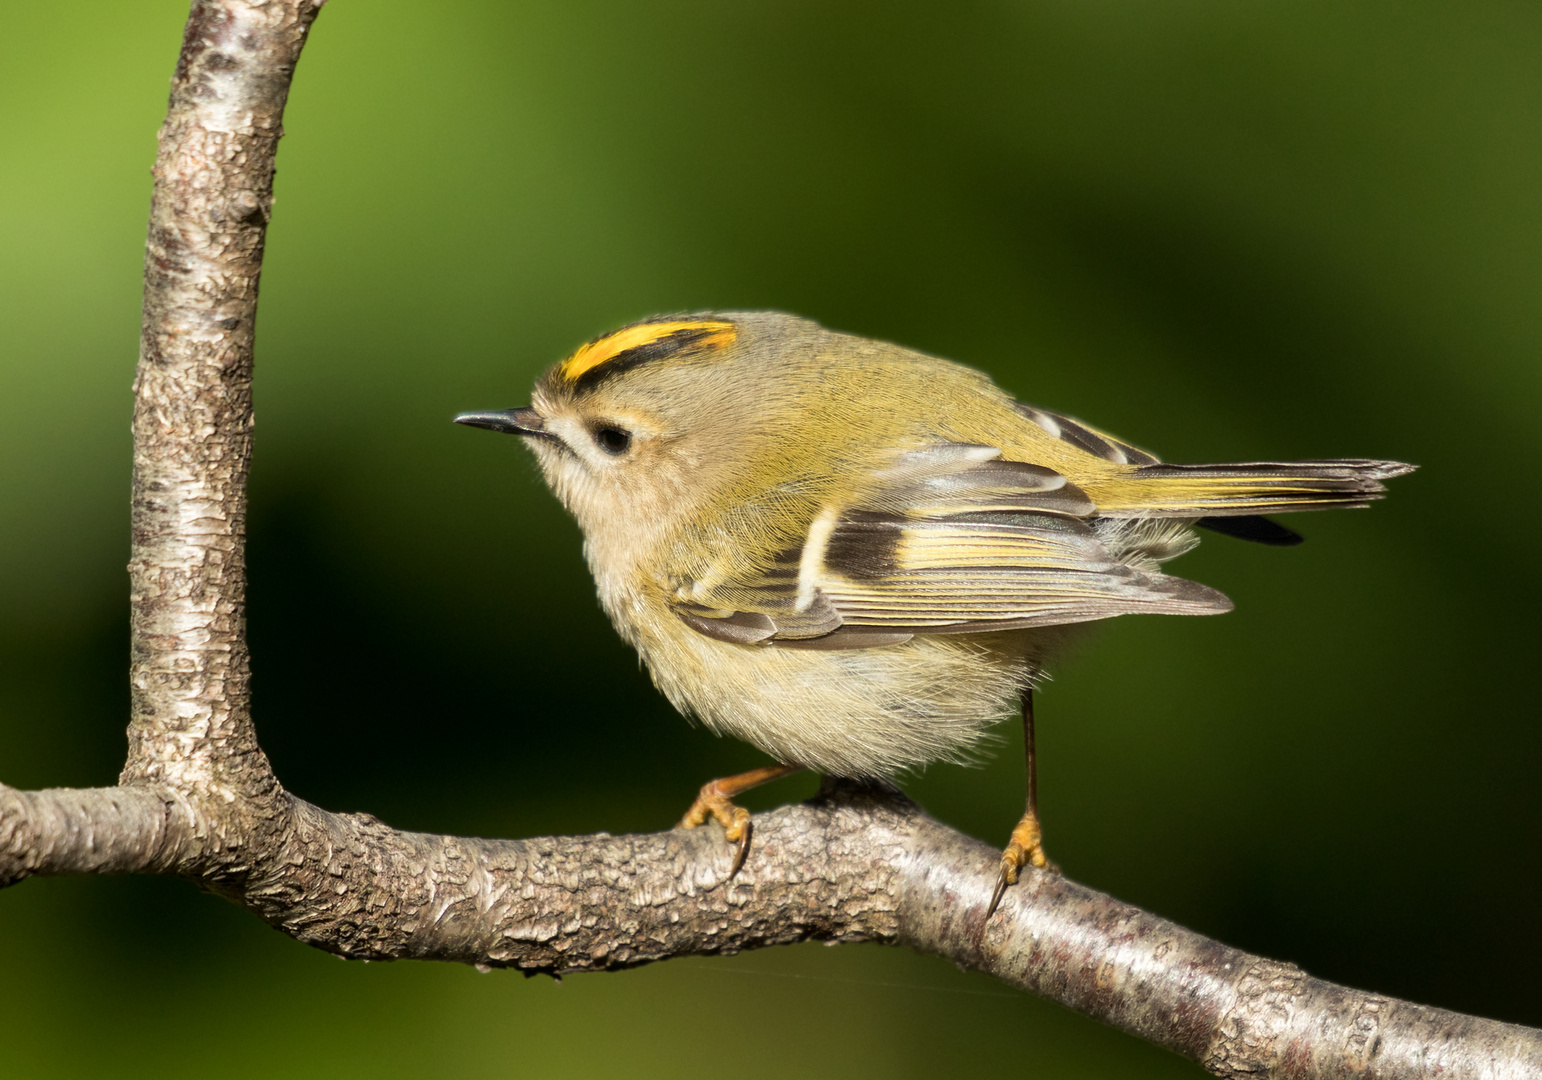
[728,817,753,878]
[681,781,756,877]
[986,861,1014,919]
[679,765,802,882]
[987,814,1060,919]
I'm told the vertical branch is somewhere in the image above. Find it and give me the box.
[125,0,324,799]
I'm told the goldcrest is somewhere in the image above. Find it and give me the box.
[457,312,1412,909]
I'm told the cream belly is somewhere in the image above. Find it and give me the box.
[628,611,1039,778]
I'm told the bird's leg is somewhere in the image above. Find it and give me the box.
[988,688,1058,917]
[680,763,805,876]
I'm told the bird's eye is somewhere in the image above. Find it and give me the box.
[593,425,632,455]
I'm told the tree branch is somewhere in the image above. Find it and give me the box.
[0,3,1537,1078]
[2,778,1538,1080]
[126,0,315,799]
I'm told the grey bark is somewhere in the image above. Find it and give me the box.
[0,2,1536,1079]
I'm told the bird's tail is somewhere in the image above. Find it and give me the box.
[1088,459,1416,518]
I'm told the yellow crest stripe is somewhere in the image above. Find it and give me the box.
[559,320,737,383]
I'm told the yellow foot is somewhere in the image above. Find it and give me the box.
[678,764,803,878]
[986,811,1059,918]
[680,780,755,876]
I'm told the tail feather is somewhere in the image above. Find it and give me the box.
[1195,515,1304,546]
[1091,459,1416,517]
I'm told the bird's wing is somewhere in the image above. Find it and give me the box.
[1013,401,1306,545]
[1011,403,1161,465]
[670,442,1232,650]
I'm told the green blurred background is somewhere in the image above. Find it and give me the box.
[2,1,1539,1076]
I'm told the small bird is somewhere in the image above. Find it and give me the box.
[456,312,1412,914]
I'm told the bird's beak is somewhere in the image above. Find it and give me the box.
[453,407,548,437]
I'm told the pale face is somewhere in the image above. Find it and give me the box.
[521,375,739,584]
[463,315,796,572]
[524,387,670,522]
